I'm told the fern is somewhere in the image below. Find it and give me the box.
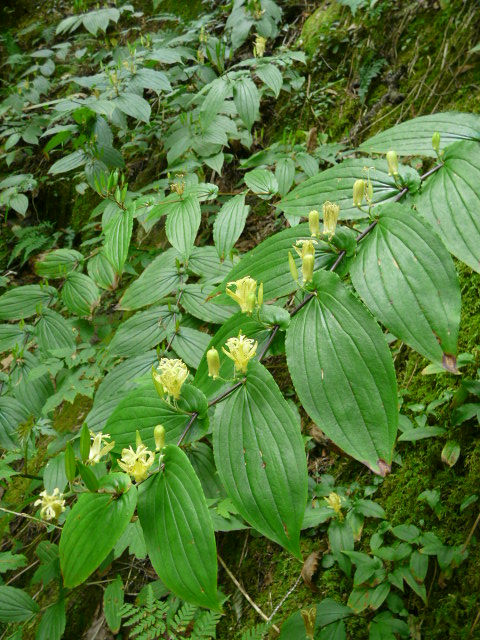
[358,53,386,103]
[240,622,271,640]
[191,610,223,640]
[120,587,220,639]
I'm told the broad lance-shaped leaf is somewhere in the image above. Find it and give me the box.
[104,207,134,274]
[60,475,137,588]
[286,271,398,476]
[359,112,480,157]
[350,203,460,371]
[414,140,480,273]
[138,445,220,610]
[213,361,308,559]
[165,195,201,259]
[213,193,250,260]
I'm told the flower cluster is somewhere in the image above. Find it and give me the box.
[35,488,66,521]
[153,358,189,400]
[118,443,155,483]
[222,332,258,374]
[226,276,262,314]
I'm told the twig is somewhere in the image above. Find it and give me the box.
[461,511,480,555]
[0,506,61,531]
[268,573,302,622]
[218,554,280,634]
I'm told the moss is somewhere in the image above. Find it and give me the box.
[300,2,345,58]
[70,188,100,234]
[53,394,93,434]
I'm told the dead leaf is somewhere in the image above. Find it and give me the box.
[301,550,321,592]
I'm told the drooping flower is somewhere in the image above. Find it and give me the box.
[226,277,259,314]
[34,488,66,521]
[154,425,166,452]
[253,34,267,57]
[353,179,366,207]
[322,201,339,237]
[87,431,115,465]
[153,358,189,400]
[302,253,315,284]
[309,209,320,237]
[294,238,317,260]
[386,150,399,177]
[207,348,221,379]
[118,444,155,483]
[222,332,258,374]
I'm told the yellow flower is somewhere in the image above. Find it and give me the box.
[34,488,66,521]
[308,210,320,237]
[222,332,258,374]
[226,276,259,314]
[302,253,315,284]
[294,239,317,260]
[353,179,366,207]
[253,34,267,57]
[207,348,221,379]
[322,201,339,237]
[118,444,155,483]
[324,492,344,519]
[87,431,115,465]
[153,358,189,400]
[386,150,399,176]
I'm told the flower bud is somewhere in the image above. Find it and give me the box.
[302,253,315,284]
[309,209,320,237]
[386,150,399,176]
[154,424,166,451]
[257,282,263,307]
[322,201,339,237]
[152,365,164,397]
[207,347,220,379]
[432,131,441,153]
[288,251,299,282]
[136,429,143,448]
[246,292,257,314]
[353,179,366,207]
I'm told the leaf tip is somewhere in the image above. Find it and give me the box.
[442,353,458,374]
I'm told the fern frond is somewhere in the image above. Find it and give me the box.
[240,622,270,640]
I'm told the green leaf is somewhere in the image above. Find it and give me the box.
[36,309,76,356]
[245,169,278,198]
[181,284,236,324]
[414,140,480,273]
[35,249,83,279]
[213,361,308,559]
[0,285,57,320]
[318,621,346,640]
[256,63,283,97]
[87,250,117,290]
[441,440,461,467]
[108,306,172,357]
[60,479,137,588]
[350,203,460,369]
[359,112,480,157]
[49,149,88,174]
[44,453,68,494]
[0,552,27,574]
[138,445,220,609]
[233,76,260,130]
[0,396,29,449]
[9,193,28,215]
[316,598,353,626]
[35,599,66,640]
[104,207,134,274]
[0,323,32,354]
[347,583,390,613]
[129,68,171,93]
[165,196,201,259]
[104,575,124,634]
[213,193,250,260]
[275,157,295,197]
[62,272,100,316]
[113,93,151,123]
[200,78,229,129]
[119,248,180,310]
[105,387,203,453]
[277,158,399,220]
[172,326,211,369]
[215,223,333,302]
[94,351,158,404]
[0,586,39,622]
[286,270,398,475]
